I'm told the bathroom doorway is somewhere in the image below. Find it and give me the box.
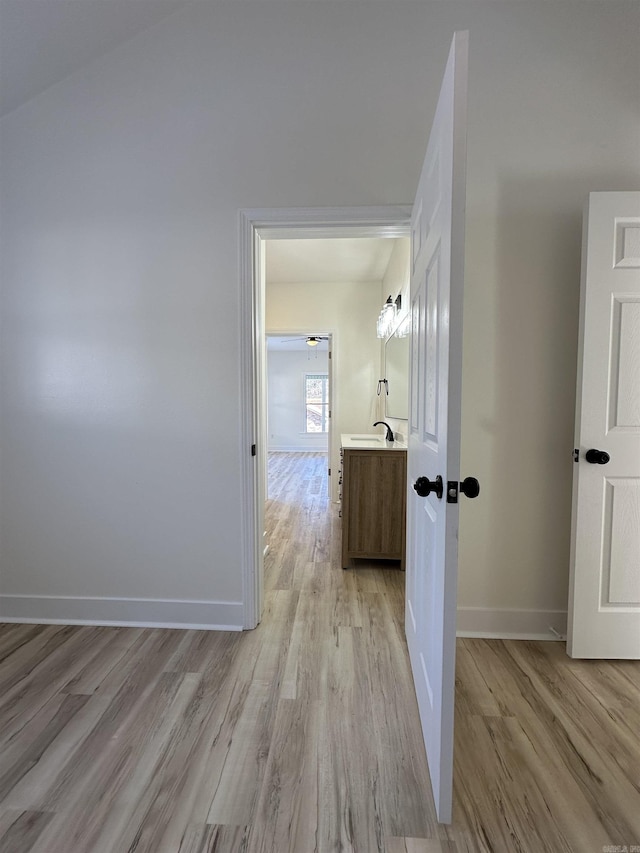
[238,207,411,629]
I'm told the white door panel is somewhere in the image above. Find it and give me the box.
[405,31,468,824]
[568,191,640,659]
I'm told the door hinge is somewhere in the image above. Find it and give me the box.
[573,448,579,463]
[447,481,459,503]
[328,468,331,476]
[251,444,256,457]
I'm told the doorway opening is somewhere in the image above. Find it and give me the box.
[266,331,332,501]
[240,207,411,630]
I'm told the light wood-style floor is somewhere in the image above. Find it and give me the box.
[0,452,638,852]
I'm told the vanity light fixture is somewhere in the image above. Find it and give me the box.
[376,294,402,339]
[377,296,396,338]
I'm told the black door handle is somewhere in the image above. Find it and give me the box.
[413,475,443,499]
[460,477,480,498]
[585,449,610,465]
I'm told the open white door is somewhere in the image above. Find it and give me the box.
[568,192,640,659]
[405,31,469,824]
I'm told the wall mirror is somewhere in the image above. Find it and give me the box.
[384,329,410,420]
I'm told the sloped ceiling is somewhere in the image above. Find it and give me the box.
[0,0,190,118]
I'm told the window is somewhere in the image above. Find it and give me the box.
[304,373,329,433]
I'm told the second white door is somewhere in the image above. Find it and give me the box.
[568,191,640,659]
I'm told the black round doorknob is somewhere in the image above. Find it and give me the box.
[585,449,610,465]
[460,477,480,499]
[413,475,443,499]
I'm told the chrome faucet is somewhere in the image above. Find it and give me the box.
[373,421,394,442]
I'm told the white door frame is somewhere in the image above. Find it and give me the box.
[239,206,411,628]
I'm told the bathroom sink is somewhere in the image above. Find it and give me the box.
[342,433,406,449]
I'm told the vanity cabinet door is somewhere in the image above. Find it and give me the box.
[341,449,406,568]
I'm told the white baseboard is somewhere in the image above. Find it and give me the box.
[0,595,244,631]
[456,607,568,641]
[0,597,566,640]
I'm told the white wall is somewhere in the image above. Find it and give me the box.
[267,281,382,502]
[1,2,638,632]
[267,349,329,453]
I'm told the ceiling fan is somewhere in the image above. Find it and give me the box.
[281,335,329,347]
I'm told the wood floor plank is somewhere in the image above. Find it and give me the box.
[0,624,48,664]
[177,823,251,853]
[249,697,321,853]
[360,591,440,840]
[502,640,640,840]
[30,670,189,853]
[0,809,54,853]
[205,678,277,827]
[163,628,240,675]
[386,839,459,853]
[533,642,640,775]
[0,626,115,746]
[316,626,385,852]
[282,590,331,707]
[106,633,247,853]
[103,633,245,853]
[34,630,184,812]
[0,694,89,801]
[1,692,114,811]
[455,638,640,849]
[62,626,143,694]
[454,641,504,718]
[88,627,163,697]
[498,713,611,851]
[87,672,203,853]
[0,625,72,696]
[264,538,295,592]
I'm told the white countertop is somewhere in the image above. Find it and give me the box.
[341,433,407,450]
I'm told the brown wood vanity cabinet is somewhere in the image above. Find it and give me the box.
[340,447,407,570]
